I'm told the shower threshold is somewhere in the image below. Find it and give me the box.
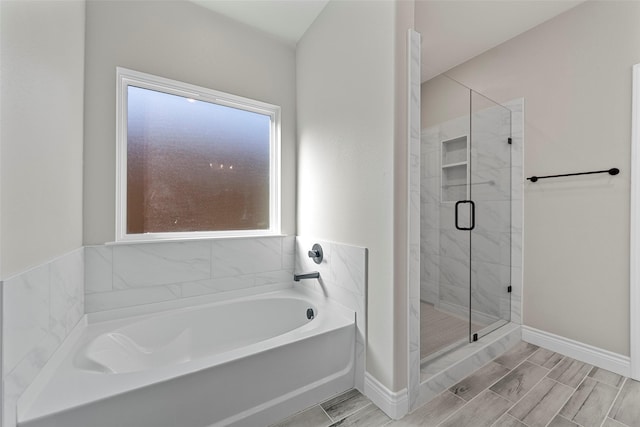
[414,322,521,410]
[420,318,511,367]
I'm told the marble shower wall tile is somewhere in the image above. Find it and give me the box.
[421,250,439,281]
[408,28,422,410]
[421,280,439,304]
[472,230,511,265]
[505,99,524,324]
[294,236,367,391]
[439,203,457,230]
[422,150,440,178]
[471,140,511,172]
[439,230,469,261]
[85,236,295,313]
[421,227,439,256]
[421,177,440,205]
[419,98,523,326]
[420,201,439,304]
[439,255,469,287]
[475,201,511,233]
[511,267,523,325]
[3,247,84,427]
[471,167,512,202]
[421,126,440,153]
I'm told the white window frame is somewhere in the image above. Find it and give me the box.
[115,67,281,242]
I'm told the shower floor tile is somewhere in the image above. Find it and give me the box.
[420,302,477,359]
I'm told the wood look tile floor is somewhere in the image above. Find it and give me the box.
[271,341,640,427]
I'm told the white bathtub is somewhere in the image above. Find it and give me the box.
[18,289,356,427]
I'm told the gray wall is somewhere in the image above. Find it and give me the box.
[421,1,640,356]
[83,0,297,244]
[0,0,85,278]
[297,0,413,392]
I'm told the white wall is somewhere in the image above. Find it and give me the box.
[0,1,85,425]
[297,0,411,392]
[421,1,640,356]
[0,0,85,278]
[83,0,296,244]
[393,0,415,390]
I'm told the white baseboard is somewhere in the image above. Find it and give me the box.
[363,373,408,420]
[522,326,631,377]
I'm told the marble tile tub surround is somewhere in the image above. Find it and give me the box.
[294,236,367,391]
[84,236,295,313]
[2,247,84,427]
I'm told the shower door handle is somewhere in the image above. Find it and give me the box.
[455,200,475,231]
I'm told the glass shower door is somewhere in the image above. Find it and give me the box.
[468,90,512,341]
[420,75,512,361]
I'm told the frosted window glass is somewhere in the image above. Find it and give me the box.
[126,86,271,234]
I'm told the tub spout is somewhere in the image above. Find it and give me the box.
[294,271,320,281]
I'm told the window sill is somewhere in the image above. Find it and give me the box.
[105,233,289,246]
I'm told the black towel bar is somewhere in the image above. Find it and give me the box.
[527,168,619,183]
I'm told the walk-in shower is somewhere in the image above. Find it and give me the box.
[406,28,523,415]
[420,74,513,363]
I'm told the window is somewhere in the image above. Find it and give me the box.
[116,68,281,241]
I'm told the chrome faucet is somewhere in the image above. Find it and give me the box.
[294,271,320,281]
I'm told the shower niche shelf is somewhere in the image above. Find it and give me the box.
[441,135,469,203]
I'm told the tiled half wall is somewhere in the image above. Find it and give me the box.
[2,247,84,427]
[84,236,295,313]
[294,236,367,392]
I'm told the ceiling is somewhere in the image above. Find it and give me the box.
[416,0,585,82]
[191,0,330,46]
[193,0,584,82]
